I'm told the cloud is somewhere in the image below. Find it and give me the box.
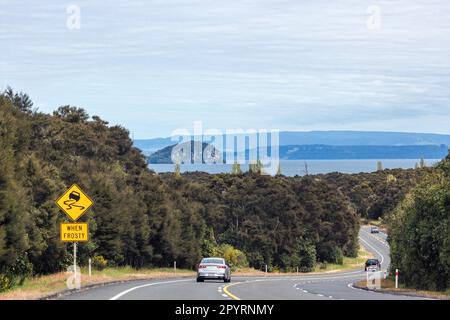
[1,0,450,137]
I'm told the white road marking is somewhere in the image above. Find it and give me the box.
[347,282,358,290]
[222,294,228,297]
[359,236,385,265]
[109,279,192,300]
[363,229,390,247]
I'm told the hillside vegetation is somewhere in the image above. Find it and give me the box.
[388,153,450,291]
[0,88,434,292]
[0,89,357,290]
[319,168,431,220]
[148,143,448,163]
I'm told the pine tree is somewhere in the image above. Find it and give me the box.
[377,161,383,171]
[231,161,242,175]
[174,163,181,177]
[249,160,262,174]
[276,163,282,176]
[419,158,426,168]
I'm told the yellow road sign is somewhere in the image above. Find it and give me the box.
[56,184,94,221]
[60,223,89,242]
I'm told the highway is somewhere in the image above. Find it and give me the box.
[61,226,426,300]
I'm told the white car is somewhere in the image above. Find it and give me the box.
[196,257,231,283]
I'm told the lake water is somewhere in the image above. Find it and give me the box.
[148,159,441,176]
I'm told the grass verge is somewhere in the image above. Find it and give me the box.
[0,267,195,300]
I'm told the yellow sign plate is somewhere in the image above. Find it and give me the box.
[56,184,94,221]
[60,223,89,242]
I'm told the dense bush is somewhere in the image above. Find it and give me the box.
[165,172,360,270]
[2,88,417,290]
[320,168,430,220]
[388,154,450,291]
[214,244,248,270]
[91,255,108,271]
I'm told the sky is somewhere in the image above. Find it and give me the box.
[1,0,450,138]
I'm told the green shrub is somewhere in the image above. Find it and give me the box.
[214,244,248,270]
[0,274,12,292]
[318,262,328,270]
[92,255,108,271]
[389,168,450,291]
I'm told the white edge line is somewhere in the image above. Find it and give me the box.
[359,236,385,265]
[109,279,192,300]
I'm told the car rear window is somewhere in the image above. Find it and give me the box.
[201,258,224,264]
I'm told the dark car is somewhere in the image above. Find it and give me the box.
[365,259,381,271]
[370,226,380,233]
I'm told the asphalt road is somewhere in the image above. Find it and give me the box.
[61,226,426,300]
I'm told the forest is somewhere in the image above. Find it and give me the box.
[388,153,450,291]
[0,88,444,291]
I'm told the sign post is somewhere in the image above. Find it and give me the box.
[395,269,399,289]
[74,242,77,284]
[56,184,94,290]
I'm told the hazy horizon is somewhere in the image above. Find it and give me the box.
[135,129,450,141]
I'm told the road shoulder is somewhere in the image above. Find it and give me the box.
[353,280,449,300]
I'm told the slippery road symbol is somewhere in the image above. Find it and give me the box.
[63,191,86,211]
[56,184,94,221]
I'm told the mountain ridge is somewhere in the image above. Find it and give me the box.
[148,143,449,163]
[135,131,450,156]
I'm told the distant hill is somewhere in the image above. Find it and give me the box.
[279,144,449,160]
[135,131,450,156]
[278,131,450,146]
[148,143,449,163]
[134,137,173,154]
[148,141,220,164]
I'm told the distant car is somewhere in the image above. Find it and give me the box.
[196,257,231,283]
[370,226,379,233]
[365,259,381,271]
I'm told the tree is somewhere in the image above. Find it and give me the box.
[2,87,34,113]
[276,164,282,176]
[303,162,309,175]
[174,163,181,177]
[419,158,426,168]
[249,160,263,174]
[214,244,248,270]
[388,153,450,291]
[0,88,371,290]
[376,161,383,171]
[53,105,89,123]
[231,161,242,175]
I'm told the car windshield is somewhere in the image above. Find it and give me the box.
[201,258,224,265]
